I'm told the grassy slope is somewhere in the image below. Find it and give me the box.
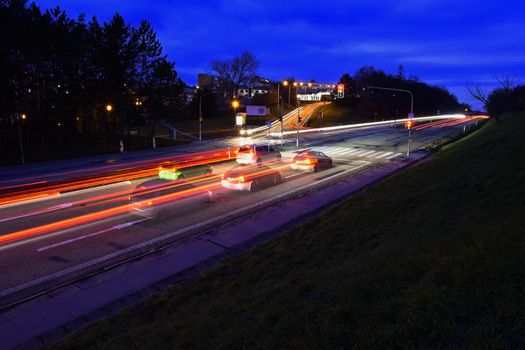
[54,112,525,349]
[306,103,369,127]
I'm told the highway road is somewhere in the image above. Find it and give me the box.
[0,116,484,305]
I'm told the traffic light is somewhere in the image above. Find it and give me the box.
[298,116,302,123]
[406,113,414,129]
[337,84,344,98]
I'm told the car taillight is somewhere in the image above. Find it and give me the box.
[239,176,245,182]
[305,159,311,164]
[147,201,153,205]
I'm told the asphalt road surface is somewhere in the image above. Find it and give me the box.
[0,118,482,301]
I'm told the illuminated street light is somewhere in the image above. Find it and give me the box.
[21,114,27,120]
[106,104,113,112]
[232,100,240,109]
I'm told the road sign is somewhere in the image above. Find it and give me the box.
[408,113,414,119]
[266,121,272,127]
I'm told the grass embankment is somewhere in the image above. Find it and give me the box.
[306,103,369,127]
[55,112,525,349]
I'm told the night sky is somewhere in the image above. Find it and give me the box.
[35,0,525,109]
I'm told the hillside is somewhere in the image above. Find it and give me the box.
[54,112,525,349]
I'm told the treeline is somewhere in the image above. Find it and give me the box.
[0,0,186,164]
[337,66,468,118]
[486,85,525,119]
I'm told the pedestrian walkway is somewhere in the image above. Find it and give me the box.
[282,146,403,161]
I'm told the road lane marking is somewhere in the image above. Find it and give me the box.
[364,151,383,158]
[283,173,304,179]
[375,151,394,158]
[386,153,402,159]
[358,150,377,157]
[36,218,148,252]
[1,161,369,299]
[0,203,73,224]
[60,180,132,197]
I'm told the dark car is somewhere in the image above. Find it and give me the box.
[221,164,282,192]
[291,150,332,172]
[129,178,204,218]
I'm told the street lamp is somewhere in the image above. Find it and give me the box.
[106,104,113,112]
[367,86,414,156]
[232,99,239,115]
[283,80,290,105]
[17,113,26,164]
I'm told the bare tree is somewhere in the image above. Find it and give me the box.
[467,83,489,106]
[467,73,516,110]
[211,51,259,97]
[494,73,516,91]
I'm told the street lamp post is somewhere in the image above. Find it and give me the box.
[198,91,213,142]
[366,86,414,157]
[296,94,301,148]
[17,113,26,164]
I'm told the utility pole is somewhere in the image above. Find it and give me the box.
[198,91,213,142]
[367,86,414,157]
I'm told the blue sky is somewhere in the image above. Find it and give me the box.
[36,0,525,109]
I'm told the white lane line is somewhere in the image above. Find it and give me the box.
[358,150,377,157]
[36,218,148,252]
[374,151,394,159]
[363,151,385,158]
[342,149,363,155]
[0,181,133,210]
[0,194,61,210]
[283,172,304,179]
[60,180,132,197]
[324,149,350,155]
[352,149,368,156]
[386,153,402,159]
[0,203,73,224]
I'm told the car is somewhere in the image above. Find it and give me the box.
[291,150,333,172]
[236,144,281,165]
[221,164,282,192]
[129,178,204,218]
[158,162,213,180]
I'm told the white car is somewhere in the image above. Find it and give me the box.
[236,144,281,165]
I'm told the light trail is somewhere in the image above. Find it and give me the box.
[0,148,234,207]
[267,114,471,137]
[0,162,291,246]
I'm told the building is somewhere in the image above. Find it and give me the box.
[197,74,220,92]
[296,81,336,101]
